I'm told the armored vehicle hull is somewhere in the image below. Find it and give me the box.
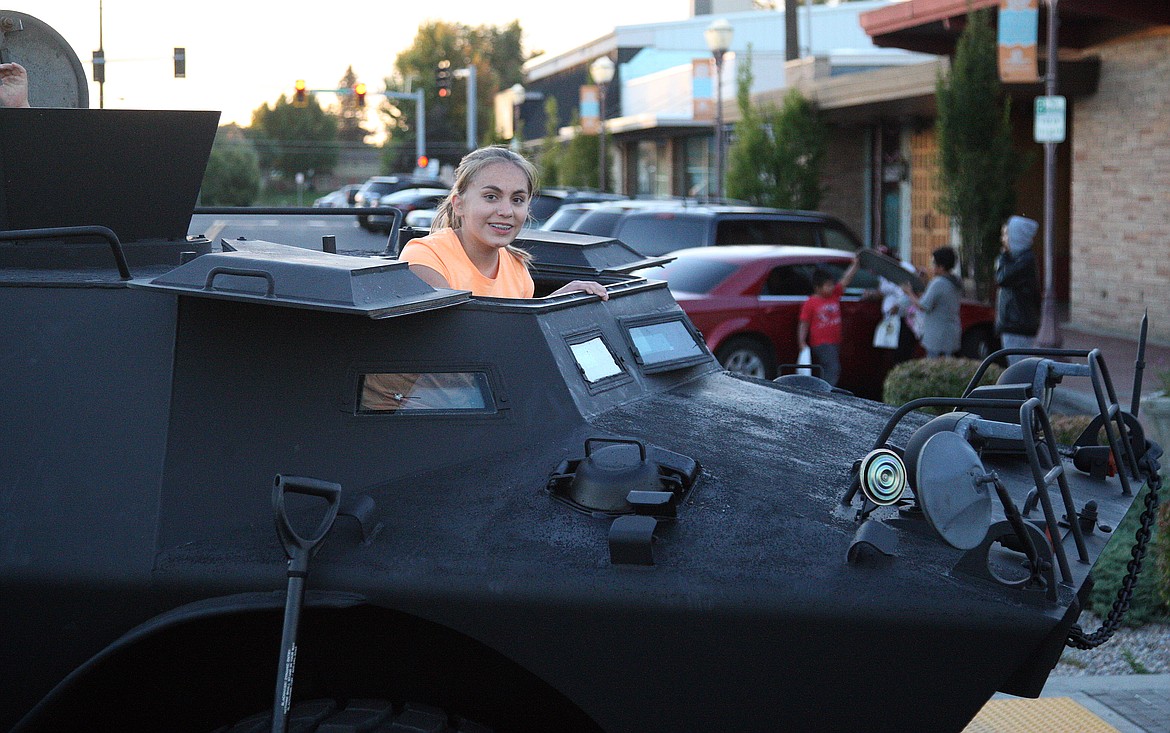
[0,105,1161,731]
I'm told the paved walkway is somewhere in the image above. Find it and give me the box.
[974,673,1170,733]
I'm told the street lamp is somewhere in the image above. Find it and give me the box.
[590,56,615,192]
[510,83,526,152]
[705,18,733,200]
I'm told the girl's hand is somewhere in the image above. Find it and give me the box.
[551,280,609,300]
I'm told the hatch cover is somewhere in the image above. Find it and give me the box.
[130,240,470,318]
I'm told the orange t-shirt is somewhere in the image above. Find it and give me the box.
[399,227,534,298]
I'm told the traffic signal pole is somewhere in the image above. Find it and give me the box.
[385,89,426,169]
[454,65,477,152]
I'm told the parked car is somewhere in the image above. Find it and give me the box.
[527,188,629,227]
[404,208,437,228]
[353,176,446,230]
[640,245,998,398]
[367,187,449,233]
[312,184,362,208]
[562,199,690,237]
[611,205,864,257]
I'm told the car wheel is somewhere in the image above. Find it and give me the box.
[219,699,491,732]
[960,326,999,362]
[716,337,775,380]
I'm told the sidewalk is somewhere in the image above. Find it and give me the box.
[974,674,1170,733]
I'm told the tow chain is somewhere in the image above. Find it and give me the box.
[1065,442,1163,649]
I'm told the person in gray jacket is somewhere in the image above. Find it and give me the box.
[902,247,962,358]
[995,215,1041,364]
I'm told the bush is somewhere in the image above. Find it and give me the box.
[200,144,261,206]
[882,357,1003,414]
[1087,482,1168,625]
[1047,413,1096,446]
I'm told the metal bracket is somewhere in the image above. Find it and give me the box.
[847,519,898,564]
[609,515,657,565]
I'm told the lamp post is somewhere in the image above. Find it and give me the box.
[705,18,733,201]
[590,56,615,192]
[510,83,526,152]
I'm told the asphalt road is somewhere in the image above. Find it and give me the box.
[188,210,393,254]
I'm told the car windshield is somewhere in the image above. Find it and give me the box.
[528,194,564,224]
[638,257,738,294]
[615,215,705,256]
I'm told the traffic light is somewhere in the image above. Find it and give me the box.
[436,60,451,98]
[293,79,307,107]
[354,82,367,106]
[173,47,185,78]
[416,155,429,169]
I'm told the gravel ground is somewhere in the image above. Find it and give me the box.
[1054,612,1170,676]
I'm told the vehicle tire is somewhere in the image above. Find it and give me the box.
[716,336,775,380]
[960,326,999,362]
[215,699,492,733]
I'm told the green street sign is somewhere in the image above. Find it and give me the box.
[1034,95,1066,143]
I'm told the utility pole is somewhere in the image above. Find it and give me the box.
[1035,0,1062,347]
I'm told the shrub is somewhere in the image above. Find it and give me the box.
[882,357,1003,414]
[1087,482,1168,626]
[1047,413,1096,446]
[200,144,261,206]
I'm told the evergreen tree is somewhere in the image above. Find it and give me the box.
[936,9,1027,296]
[336,65,369,144]
[726,55,772,204]
[769,89,825,210]
[727,48,826,210]
[559,113,600,189]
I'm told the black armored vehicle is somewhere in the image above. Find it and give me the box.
[0,12,1163,733]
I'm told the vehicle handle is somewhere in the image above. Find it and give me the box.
[585,437,647,462]
[0,225,131,280]
[204,266,276,297]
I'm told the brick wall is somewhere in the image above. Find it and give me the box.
[820,125,868,245]
[1071,30,1170,341]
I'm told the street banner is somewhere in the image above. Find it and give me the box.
[580,85,600,135]
[693,58,714,121]
[998,0,1040,83]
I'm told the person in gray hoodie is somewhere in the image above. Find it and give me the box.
[995,215,1041,364]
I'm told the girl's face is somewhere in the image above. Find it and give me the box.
[452,161,530,253]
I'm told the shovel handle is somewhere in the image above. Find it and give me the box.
[272,475,342,575]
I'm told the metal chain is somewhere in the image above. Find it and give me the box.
[1066,446,1163,649]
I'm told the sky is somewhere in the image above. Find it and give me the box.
[28,1,693,126]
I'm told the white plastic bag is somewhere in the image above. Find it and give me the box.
[873,314,900,349]
[796,346,813,376]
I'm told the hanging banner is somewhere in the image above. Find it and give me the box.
[580,85,600,135]
[998,0,1040,83]
[693,58,714,121]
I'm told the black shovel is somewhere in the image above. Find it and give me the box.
[270,475,342,733]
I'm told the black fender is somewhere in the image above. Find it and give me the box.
[16,591,596,733]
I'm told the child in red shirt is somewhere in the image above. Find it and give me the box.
[797,256,861,386]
